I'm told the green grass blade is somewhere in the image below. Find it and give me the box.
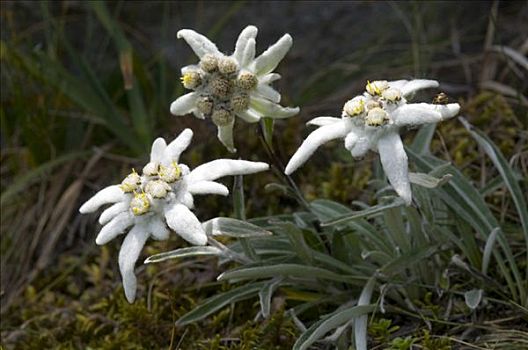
[90,1,151,148]
[407,148,524,303]
[461,118,528,251]
[1,151,89,206]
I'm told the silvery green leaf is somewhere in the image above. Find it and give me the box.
[464,289,483,310]
[482,228,500,275]
[292,305,375,350]
[202,217,272,238]
[258,277,283,318]
[177,283,264,326]
[320,198,405,227]
[408,172,452,188]
[144,246,223,264]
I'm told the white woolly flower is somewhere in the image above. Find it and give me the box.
[79,129,269,303]
[170,25,300,152]
[285,79,460,205]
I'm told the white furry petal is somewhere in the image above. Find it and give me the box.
[164,128,193,164]
[79,185,125,214]
[344,132,359,151]
[307,117,342,127]
[240,38,256,68]
[394,79,439,97]
[255,84,281,103]
[165,204,207,245]
[177,29,220,58]
[377,132,412,205]
[285,120,350,175]
[253,34,293,75]
[187,181,230,196]
[148,217,170,241]
[259,73,281,84]
[188,159,269,183]
[236,108,262,123]
[118,225,149,303]
[217,118,236,153]
[99,202,129,225]
[233,26,258,63]
[150,138,167,163]
[350,128,377,158]
[249,96,299,119]
[351,136,373,158]
[170,92,198,116]
[96,211,134,245]
[392,103,460,126]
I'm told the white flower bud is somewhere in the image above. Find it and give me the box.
[211,108,234,126]
[365,107,389,126]
[382,88,402,103]
[159,162,182,183]
[218,57,238,75]
[200,54,218,72]
[180,71,202,89]
[343,97,365,117]
[142,162,159,176]
[130,192,150,216]
[366,80,389,96]
[236,72,258,90]
[120,170,141,193]
[145,180,171,198]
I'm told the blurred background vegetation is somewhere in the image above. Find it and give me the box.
[1,0,527,348]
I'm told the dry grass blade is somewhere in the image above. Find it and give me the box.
[480,80,528,106]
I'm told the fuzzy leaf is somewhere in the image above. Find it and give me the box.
[144,246,223,264]
[202,217,272,238]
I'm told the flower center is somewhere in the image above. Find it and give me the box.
[343,98,365,117]
[181,54,258,120]
[120,170,141,192]
[366,80,389,96]
[130,192,150,216]
[145,180,171,199]
[159,162,182,183]
[365,107,389,126]
[142,162,159,176]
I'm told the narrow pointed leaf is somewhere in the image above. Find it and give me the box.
[293,305,375,350]
[202,217,272,238]
[176,283,264,326]
[144,246,223,264]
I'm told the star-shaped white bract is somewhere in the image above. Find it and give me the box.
[79,129,269,303]
[285,79,460,205]
[170,25,300,152]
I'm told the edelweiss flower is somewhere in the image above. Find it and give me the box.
[170,25,300,152]
[79,129,269,302]
[285,79,460,205]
